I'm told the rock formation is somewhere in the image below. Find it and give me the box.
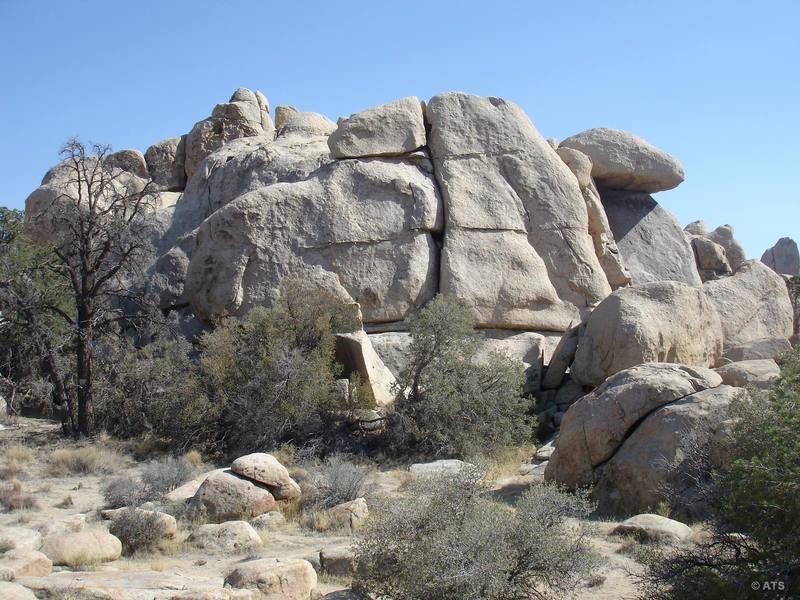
[761,237,800,275]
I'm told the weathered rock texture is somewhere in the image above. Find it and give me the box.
[546,363,737,515]
[426,92,611,330]
[570,282,723,386]
[703,260,793,348]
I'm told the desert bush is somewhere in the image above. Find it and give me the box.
[3,445,34,464]
[353,466,596,600]
[103,455,198,508]
[389,295,532,459]
[46,446,124,476]
[637,345,800,599]
[109,508,166,555]
[303,454,369,510]
[0,480,38,511]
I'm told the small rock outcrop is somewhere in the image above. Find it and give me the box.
[715,359,780,390]
[612,514,692,543]
[761,237,800,275]
[189,470,277,523]
[40,529,122,566]
[187,521,263,552]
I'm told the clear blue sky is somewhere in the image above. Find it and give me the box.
[1,0,797,258]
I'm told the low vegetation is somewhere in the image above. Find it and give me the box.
[103,455,198,508]
[353,466,596,600]
[302,454,369,510]
[388,295,533,459]
[0,479,38,511]
[109,508,167,555]
[46,446,125,477]
[638,345,800,599]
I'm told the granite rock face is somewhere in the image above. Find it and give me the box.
[761,237,800,275]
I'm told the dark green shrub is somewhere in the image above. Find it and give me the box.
[390,295,532,458]
[353,466,596,600]
[638,346,800,599]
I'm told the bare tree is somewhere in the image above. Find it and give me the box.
[30,138,159,436]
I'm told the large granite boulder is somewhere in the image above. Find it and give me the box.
[334,329,398,406]
[600,189,702,286]
[426,92,611,331]
[559,128,684,192]
[40,529,122,566]
[184,88,274,180]
[188,470,277,522]
[328,96,426,158]
[276,110,337,138]
[591,385,740,515]
[187,521,263,553]
[570,282,724,386]
[723,337,792,362]
[703,260,794,348]
[761,237,800,275]
[185,157,441,324]
[546,363,722,487]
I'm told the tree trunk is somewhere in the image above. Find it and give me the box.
[76,304,94,437]
[38,341,76,435]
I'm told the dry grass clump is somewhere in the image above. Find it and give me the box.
[109,508,167,556]
[3,444,35,464]
[0,478,39,511]
[103,455,199,509]
[46,446,125,477]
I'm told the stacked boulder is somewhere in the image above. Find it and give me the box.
[188,452,299,522]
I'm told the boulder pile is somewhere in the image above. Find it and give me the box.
[23,87,798,517]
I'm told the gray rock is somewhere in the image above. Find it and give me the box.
[426,92,611,331]
[559,127,684,192]
[600,189,702,286]
[542,325,579,390]
[761,237,800,275]
[613,514,692,543]
[409,459,473,477]
[707,225,746,272]
[144,135,187,191]
[185,157,442,325]
[335,330,398,407]
[187,521,263,552]
[571,282,724,386]
[591,385,739,515]
[367,331,412,378]
[319,547,354,576]
[328,96,426,158]
[276,111,337,139]
[546,363,722,488]
[715,359,780,390]
[189,470,277,523]
[703,260,794,349]
[224,558,317,600]
[230,453,302,500]
[723,337,792,362]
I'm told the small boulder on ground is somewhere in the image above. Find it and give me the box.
[328,498,369,532]
[0,582,36,600]
[409,459,474,478]
[249,512,286,530]
[0,549,52,579]
[40,529,122,566]
[230,453,302,500]
[319,547,355,576]
[189,470,277,523]
[224,558,317,600]
[187,521,263,553]
[612,514,693,543]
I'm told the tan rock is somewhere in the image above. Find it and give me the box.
[546,363,722,488]
[0,548,52,578]
[613,514,692,543]
[560,127,685,192]
[230,453,301,500]
[703,260,794,348]
[224,558,317,600]
[187,521,263,553]
[40,529,122,567]
[715,359,780,390]
[571,282,724,386]
[0,582,36,600]
[334,330,398,406]
[189,470,277,523]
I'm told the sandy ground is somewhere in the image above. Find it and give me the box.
[0,416,643,599]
